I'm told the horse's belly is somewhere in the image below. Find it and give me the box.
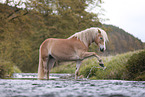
[51,47,81,61]
[51,51,80,61]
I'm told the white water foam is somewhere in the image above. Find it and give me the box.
[12,73,71,79]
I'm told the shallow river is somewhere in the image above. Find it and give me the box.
[0,73,145,97]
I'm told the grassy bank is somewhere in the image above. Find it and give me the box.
[0,59,21,78]
[51,49,145,81]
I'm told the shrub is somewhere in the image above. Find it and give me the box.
[0,65,6,78]
[126,50,145,80]
[0,59,21,78]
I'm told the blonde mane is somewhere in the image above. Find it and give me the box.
[68,27,108,46]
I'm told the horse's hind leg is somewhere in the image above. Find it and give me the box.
[43,57,49,79]
[48,57,56,71]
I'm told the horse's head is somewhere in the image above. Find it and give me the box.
[94,29,107,52]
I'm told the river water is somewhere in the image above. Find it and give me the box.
[0,73,145,97]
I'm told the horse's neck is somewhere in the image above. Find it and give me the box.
[84,36,95,47]
[70,37,93,48]
[86,40,95,48]
[68,30,96,47]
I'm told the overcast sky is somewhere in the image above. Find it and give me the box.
[100,0,145,42]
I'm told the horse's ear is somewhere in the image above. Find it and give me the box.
[98,29,101,33]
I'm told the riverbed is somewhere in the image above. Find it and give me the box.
[0,73,145,97]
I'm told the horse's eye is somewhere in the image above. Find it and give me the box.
[100,37,103,40]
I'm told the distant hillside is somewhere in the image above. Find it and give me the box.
[89,24,144,55]
[102,24,144,55]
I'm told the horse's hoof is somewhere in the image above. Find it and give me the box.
[99,63,104,67]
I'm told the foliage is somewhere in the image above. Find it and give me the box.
[0,1,144,73]
[0,59,21,78]
[0,1,102,73]
[126,50,145,80]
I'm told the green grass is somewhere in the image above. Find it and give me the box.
[86,52,134,80]
[51,50,145,80]
[51,62,76,73]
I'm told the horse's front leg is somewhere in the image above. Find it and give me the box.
[81,52,106,69]
[75,60,82,79]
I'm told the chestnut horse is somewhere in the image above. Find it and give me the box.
[38,27,108,80]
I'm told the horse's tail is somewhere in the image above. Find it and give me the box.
[38,46,44,80]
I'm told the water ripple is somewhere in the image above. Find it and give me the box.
[0,75,145,97]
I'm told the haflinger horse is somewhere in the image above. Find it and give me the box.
[38,27,109,80]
